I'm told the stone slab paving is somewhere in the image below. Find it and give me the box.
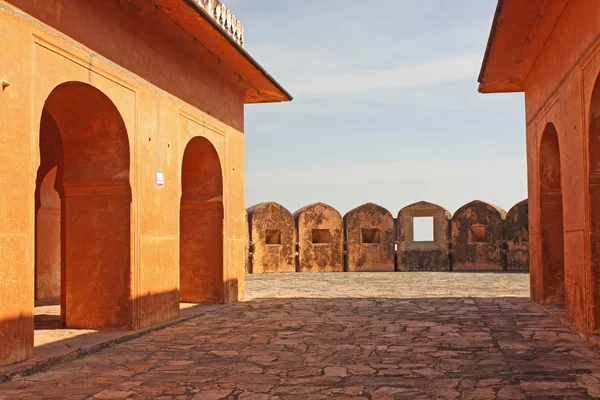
[2,273,600,399]
[0,304,224,383]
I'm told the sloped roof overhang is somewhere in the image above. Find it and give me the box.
[152,0,292,103]
[478,0,568,94]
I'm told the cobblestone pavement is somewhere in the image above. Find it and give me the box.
[3,273,600,399]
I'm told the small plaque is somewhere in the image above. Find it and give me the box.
[155,171,164,186]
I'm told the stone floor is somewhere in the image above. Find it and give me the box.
[3,272,600,399]
[28,303,217,364]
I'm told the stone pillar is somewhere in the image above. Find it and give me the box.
[62,183,133,330]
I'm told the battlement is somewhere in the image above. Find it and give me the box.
[245,199,529,273]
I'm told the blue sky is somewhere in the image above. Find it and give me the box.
[231,0,527,221]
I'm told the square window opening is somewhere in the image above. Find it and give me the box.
[265,229,282,245]
[362,228,381,244]
[468,224,488,243]
[312,229,331,244]
[413,217,434,242]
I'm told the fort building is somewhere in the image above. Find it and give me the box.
[479,0,600,332]
[0,0,291,367]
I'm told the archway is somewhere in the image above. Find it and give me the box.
[180,137,224,303]
[35,82,132,330]
[539,123,565,304]
[589,75,600,330]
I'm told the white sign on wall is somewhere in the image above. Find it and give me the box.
[156,171,165,187]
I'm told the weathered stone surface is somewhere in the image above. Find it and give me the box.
[397,201,451,271]
[452,200,506,271]
[4,274,600,399]
[244,209,251,274]
[247,203,296,274]
[344,203,395,272]
[294,203,343,272]
[505,200,529,272]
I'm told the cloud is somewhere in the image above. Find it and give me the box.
[285,53,483,96]
[246,155,528,215]
[248,156,524,187]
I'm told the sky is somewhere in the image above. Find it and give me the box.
[230,0,527,225]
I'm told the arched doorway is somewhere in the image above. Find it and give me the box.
[589,75,600,331]
[35,82,132,330]
[180,137,224,303]
[539,123,565,304]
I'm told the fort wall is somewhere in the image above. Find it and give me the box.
[247,200,529,273]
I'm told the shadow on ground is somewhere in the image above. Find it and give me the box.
[3,273,599,399]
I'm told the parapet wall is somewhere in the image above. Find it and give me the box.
[246,200,529,273]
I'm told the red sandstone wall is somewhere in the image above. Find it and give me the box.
[523,0,600,332]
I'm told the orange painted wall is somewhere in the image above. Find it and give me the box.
[0,0,247,366]
[523,0,600,333]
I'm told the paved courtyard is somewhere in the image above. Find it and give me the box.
[3,272,600,399]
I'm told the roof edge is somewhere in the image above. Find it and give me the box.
[184,0,293,102]
[478,0,505,85]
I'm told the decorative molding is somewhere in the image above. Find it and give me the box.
[192,0,244,47]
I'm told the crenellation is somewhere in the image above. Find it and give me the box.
[247,202,296,273]
[397,202,452,272]
[344,203,395,272]
[293,203,344,273]
[247,200,529,274]
[505,200,530,272]
[451,200,507,271]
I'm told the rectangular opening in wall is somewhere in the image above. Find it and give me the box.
[361,229,381,244]
[312,229,331,244]
[468,224,488,243]
[265,229,282,245]
[413,217,434,242]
